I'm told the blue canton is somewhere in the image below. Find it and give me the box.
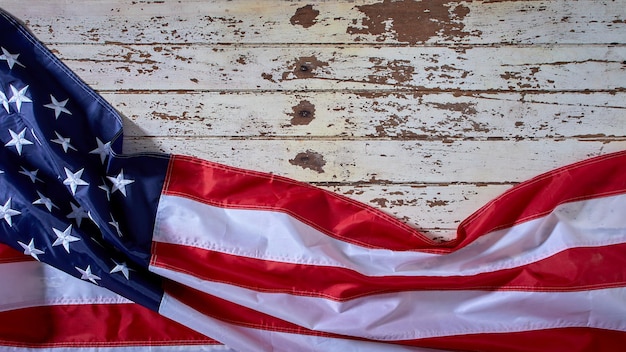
[0,9,170,311]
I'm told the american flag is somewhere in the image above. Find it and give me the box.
[1,8,626,352]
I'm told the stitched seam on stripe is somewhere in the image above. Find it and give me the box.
[461,151,626,235]
[151,229,626,280]
[0,340,220,348]
[167,155,439,251]
[0,257,32,264]
[162,154,177,194]
[1,296,132,310]
[164,190,447,254]
[162,292,337,338]
[151,254,626,303]
[162,279,626,341]
[151,156,178,268]
[472,189,626,238]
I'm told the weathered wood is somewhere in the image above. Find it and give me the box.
[4,0,624,242]
[51,44,626,91]
[4,0,625,45]
[108,91,626,138]
[124,138,626,183]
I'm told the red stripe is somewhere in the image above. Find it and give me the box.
[0,303,217,348]
[458,151,626,247]
[163,279,338,338]
[163,155,440,252]
[165,278,624,351]
[407,327,626,352]
[152,241,626,300]
[165,152,626,253]
[0,243,31,263]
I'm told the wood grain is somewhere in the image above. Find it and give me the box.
[107,91,626,138]
[5,0,625,45]
[48,44,626,91]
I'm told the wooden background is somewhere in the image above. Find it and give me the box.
[4,0,625,241]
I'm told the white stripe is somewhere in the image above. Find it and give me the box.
[154,193,626,277]
[0,260,230,351]
[0,261,129,312]
[158,292,438,352]
[153,265,626,341]
[0,346,231,352]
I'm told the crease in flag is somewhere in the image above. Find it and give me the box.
[1,7,625,352]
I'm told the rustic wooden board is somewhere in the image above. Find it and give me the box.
[107,91,626,138]
[124,138,626,183]
[3,0,625,241]
[49,44,626,91]
[5,0,626,45]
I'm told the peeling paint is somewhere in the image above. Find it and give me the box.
[236,55,248,65]
[283,56,330,80]
[429,102,477,116]
[288,100,316,125]
[261,72,276,83]
[347,0,475,44]
[152,111,180,121]
[370,198,389,208]
[372,114,425,139]
[426,199,450,207]
[368,58,415,85]
[290,4,320,28]
[289,150,326,173]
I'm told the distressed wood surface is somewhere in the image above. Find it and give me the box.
[124,138,626,183]
[46,44,626,91]
[109,91,626,138]
[3,0,625,240]
[6,0,626,45]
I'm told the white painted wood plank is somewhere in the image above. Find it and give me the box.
[108,91,626,138]
[4,0,625,44]
[123,138,626,183]
[51,44,626,91]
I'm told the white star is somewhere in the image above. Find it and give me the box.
[33,191,58,212]
[52,224,80,253]
[0,198,20,227]
[62,167,89,195]
[18,238,45,261]
[19,167,43,183]
[67,202,89,227]
[89,137,112,164]
[98,179,111,200]
[8,85,32,113]
[76,265,101,285]
[108,213,123,237]
[110,260,130,280]
[44,95,72,119]
[0,47,24,69]
[107,169,134,197]
[51,131,77,153]
[5,128,34,155]
[0,91,9,113]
